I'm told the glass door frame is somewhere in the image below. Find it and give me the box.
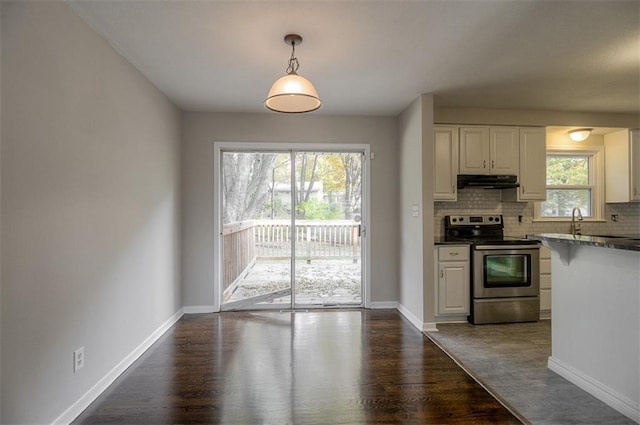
[213,142,371,312]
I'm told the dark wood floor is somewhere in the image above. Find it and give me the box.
[73,309,521,424]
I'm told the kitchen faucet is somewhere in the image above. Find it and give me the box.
[571,207,583,236]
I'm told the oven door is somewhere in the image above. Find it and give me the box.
[473,245,540,298]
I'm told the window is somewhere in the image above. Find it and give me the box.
[535,147,603,220]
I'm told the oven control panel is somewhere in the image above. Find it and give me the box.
[447,215,502,226]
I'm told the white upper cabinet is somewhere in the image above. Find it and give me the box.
[605,129,640,202]
[433,126,458,201]
[459,127,490,173]
[490,127,520,175]
[506,127,547,201]
[459,126,519,175]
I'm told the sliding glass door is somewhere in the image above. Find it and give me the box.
[220,149,364,311]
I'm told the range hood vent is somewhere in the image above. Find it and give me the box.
[457,174,520,189]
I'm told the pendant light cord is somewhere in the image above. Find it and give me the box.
[286,41,300,74]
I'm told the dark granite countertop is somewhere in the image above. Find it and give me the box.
[529,233,640,252]
[434,237,472,246]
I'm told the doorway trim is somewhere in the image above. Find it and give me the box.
[212,142,371,312]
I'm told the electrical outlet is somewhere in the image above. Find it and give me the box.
[73,347,85,373]
[611,214,619,222]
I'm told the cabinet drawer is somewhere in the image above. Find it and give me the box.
[438,245,469,261]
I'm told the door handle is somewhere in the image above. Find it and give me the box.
[358,224,361,237]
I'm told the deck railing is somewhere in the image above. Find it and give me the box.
[222,221,255,294]
[253,219,360,259]
[223,219,360,299]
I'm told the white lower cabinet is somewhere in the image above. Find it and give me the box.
[435,245,470,319]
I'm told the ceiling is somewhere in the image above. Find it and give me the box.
[67,0,640,117]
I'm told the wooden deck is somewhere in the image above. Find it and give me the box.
[224,259,362,309]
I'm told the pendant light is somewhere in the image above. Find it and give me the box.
[265,34,322,113]
[568,128,592,142]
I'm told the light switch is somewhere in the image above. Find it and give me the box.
[412,204,420,217]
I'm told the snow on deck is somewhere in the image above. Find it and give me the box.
[225,259,362,307]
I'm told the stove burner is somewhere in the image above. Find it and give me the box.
[444,214,538,246]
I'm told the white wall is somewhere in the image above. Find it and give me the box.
[181,112,398,309]
[1,2,182,423]
[397,97,425,325]
[548,244,639,422]
[397,94,436,329]
[420,96,436,326]
[0,5,3,417]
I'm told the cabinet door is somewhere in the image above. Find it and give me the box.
[490,127,519,175]
[631,130,640,201]
[459,127,490,174]
[438,262,470,315]
[605,129,638,203]
[434,126,458,201]
[518,127,547,201]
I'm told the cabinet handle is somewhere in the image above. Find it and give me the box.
[440,270,444,278]
[522,186,525,193]
[452,185,456,194]
[635,187,638,196]
[449,252,459,256]
[483,160,487,169]
[491,160,495,169]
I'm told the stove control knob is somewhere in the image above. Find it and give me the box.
[459,217,464,222]
[488,217,493,221]
[451,218,457,223]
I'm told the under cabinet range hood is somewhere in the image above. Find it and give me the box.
[457,174,520,189]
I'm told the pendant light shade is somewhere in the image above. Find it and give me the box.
[265,34,322,113]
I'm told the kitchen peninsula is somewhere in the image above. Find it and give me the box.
[532,234,640,423]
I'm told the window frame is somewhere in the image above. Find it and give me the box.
[534,146,605,222]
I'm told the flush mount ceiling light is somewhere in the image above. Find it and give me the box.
[568,128,593,142]
[265,34,322,113]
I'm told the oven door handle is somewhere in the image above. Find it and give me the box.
[474,244,540,250]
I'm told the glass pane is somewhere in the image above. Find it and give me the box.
[484,255,529,287]
[546,155,589,185]
[221,152,292,310]
[540,189,591,217]
[293,152,362,307]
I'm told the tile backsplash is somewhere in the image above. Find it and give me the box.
[434,188,640,238]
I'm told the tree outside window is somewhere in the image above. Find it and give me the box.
[540,154,593,217]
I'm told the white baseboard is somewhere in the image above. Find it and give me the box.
[423,322,438,332]
[369,301,398,309]
[548,356,639,423]
[396,303,423,331]
[434,315,469,324]
[183,305,217,314]
[51,308,185,425]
